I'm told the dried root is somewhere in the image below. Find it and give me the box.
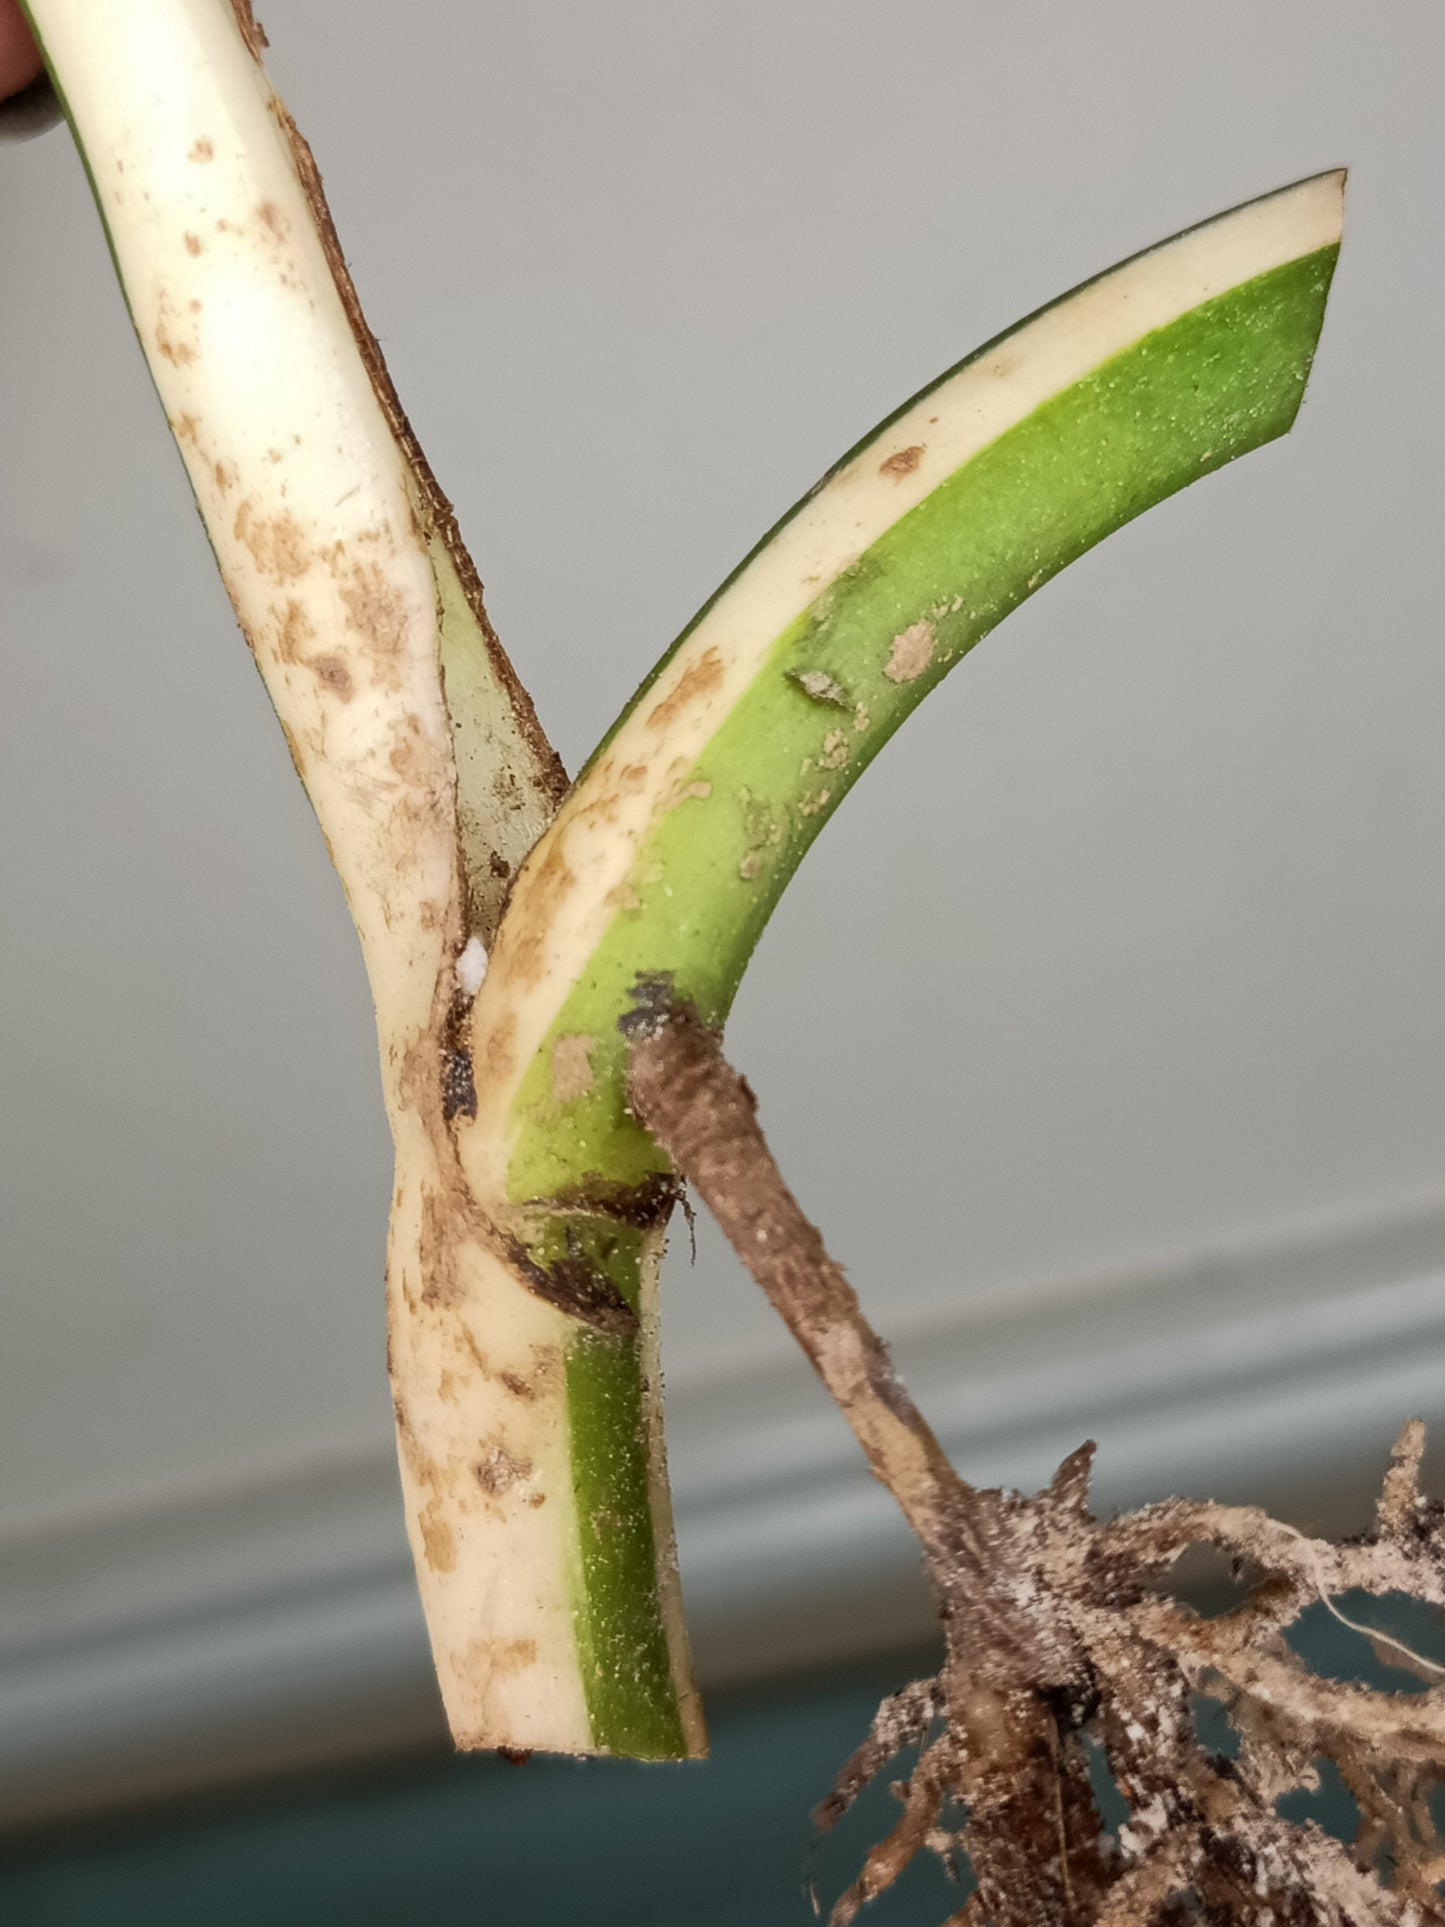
[625,993,1445,1927]
[806,1425,1445,1925]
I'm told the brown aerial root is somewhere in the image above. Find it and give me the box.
[625,986,1445,1927]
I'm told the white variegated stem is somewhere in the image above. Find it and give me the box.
[22,0,684,1757]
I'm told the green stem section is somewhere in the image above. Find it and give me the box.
[468,185,1340,1752]
[518,247,1338,1196]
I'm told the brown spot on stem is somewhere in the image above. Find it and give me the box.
[551,1034,596,1104]
[883,620,935,684]
[880,444,924,479]
[154,311,197,366]
[183,232,202,257]
[389,715,430,782]
[418,1190,462,1309]
[257,199,288,239]
[336,558,410,684]
[500,1370,536,1403]
[646,647,725,733]
[504,837,575,989]
[188,137,215,163]
[311,654,354,701]
[460,1637,537,1693]
[419,1500,456,1573]
[235,501,310,582]
[457,1325,490,1378]
[274,599,313,663]
[477,1012,515,1085]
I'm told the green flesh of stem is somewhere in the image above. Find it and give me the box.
[568,1307,682,1757]
[487,218,1339,1753]
[516,247,1338,1198]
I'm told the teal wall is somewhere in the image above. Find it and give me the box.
[0,1658,964,1927]
[0,1607,1415,1926]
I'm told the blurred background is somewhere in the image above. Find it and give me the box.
[3,1,1445,1920]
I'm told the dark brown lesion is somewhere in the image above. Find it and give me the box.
[439,995,478,1122]
[506,1237,638,1340]
[501,1161,683,1335]
[537,1168,682,1232]
[440,1047,477,1122]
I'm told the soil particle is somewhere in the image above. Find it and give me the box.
[440,1047,478,1122]
[789,669,849,707]
[818,730,850,771]
[883,620,935,684]
[474,1446,532,1496]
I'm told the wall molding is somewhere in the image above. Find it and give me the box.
[5,1194,1445,1826]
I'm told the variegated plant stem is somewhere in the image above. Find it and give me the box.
[22,0,702,1760]
[26,0,1341,1762]
[457,170,1342,1746]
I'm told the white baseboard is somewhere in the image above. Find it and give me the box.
[5,1194,1445,1826]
